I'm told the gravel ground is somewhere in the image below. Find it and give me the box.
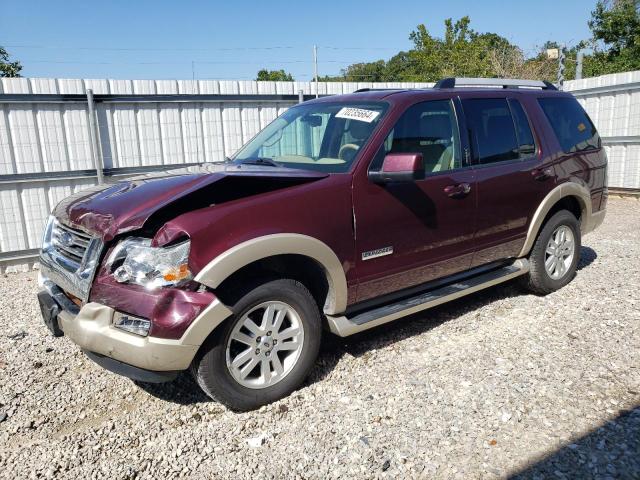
[0,197,639,479]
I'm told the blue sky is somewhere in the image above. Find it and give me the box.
[1,0,596,80]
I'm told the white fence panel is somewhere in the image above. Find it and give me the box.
[566,71,640,191]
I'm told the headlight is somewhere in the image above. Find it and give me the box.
[106,237,192,290]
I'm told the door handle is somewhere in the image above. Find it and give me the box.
[444,182,471,198]
[531,167,553,181]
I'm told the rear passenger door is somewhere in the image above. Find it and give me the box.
[461,96,550,268]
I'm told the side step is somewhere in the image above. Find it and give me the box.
[326,259,529,337]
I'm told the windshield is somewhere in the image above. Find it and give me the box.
[233,101,388,173]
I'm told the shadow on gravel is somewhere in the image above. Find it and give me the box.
[309,245,599,385]
[134,246,600,404]
[509,405,640,479]
[308,280,525,385]
[578,246,597,271]
[134,372,210,405]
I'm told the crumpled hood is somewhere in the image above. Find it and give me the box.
[53,163,328,241]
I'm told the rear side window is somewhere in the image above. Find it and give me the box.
[508,99,536,157]
[462,98,519,164]
[538,97,601,153]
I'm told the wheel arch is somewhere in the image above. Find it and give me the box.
[194,234,348,316]
[518,182,591,258]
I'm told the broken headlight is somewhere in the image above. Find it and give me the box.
[107,237,192,290]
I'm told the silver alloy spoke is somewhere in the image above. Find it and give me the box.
[563,240,574,253]
[231,348,254,368]
[261,304,276,330]
[272,308,287,332]
[242,318,262,336]
[545,255,556,271]
[231,331,255,346]
[239,358,259,379]
[271,353,285,376]
[277,339,300,351]
[560,261,567,276]
[260,359,272,384]
[278,326,300,341]
[551,258,559,277]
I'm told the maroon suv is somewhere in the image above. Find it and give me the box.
[38,78,607,410]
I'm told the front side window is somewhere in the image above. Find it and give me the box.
[382,99,462,173]
[233,102,388,173]
[538,97,600,153]
[462,98,519,165]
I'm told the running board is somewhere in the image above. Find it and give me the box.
[326,259,529,337]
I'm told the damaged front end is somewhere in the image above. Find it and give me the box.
[36,164,326,381]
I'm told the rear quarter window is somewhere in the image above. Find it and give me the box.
[538,97,601,153]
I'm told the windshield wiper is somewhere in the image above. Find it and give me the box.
[237,157,282,167]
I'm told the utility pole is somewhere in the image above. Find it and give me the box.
[575,51,584,80]
[557,44,566,90]
[313,45,318,98]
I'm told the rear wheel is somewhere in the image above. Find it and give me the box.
[524,210,581,295]
[192,278,322,411]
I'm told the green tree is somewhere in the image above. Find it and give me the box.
[408,17,517,80]
[0,47,22,78]
[341,60,386,82]
[320,17,523,83]
[584,0,640,76]
[255,69,294,81]
[382,51,421,81]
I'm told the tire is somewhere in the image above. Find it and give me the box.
[524,209,581,295]
[192,278,322,411]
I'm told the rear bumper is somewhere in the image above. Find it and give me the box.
[583,208,606,235]
[39,278,233,377]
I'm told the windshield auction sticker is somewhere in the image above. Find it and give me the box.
[335,107,380,123]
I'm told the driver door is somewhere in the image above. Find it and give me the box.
[352,98,478,303]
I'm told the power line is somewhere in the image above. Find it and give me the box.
[23,59,357,66]
[2,44,299,52]
[320,46,402,51]
[4,43,407,53]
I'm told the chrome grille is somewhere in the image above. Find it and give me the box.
[51,221,92,270]
[40,216,103,302]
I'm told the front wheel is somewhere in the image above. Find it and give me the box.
[524,209,581,295]
[192,278,322,411]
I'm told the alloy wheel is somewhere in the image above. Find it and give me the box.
[225,301,305,389]
[544,225,575,280]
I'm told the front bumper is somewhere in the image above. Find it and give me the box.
[57,301,199,372]
[39,279,232,380]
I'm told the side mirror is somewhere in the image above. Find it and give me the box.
[369,153,424,183]
[301,114,323,127]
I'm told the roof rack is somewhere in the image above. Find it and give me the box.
[433,77,557,90]
[353,88,402,93]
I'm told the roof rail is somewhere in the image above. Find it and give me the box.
[433,77,557,91]
[353,88,401,93]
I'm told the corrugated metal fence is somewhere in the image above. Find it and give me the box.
[566,71,640,191]
[0,73,638,271]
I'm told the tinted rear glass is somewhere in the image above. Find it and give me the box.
[462,98,519,164]
[538,97,600,153]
